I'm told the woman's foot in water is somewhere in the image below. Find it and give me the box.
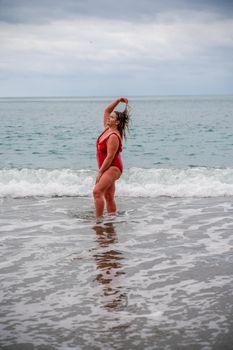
[96,216,104,224]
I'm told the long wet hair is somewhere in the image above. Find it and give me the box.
[114,104,131,141]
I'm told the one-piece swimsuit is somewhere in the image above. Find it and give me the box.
[96,128,123,173]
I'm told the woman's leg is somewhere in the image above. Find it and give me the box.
[93,167,120,218]
[104,182,116,214]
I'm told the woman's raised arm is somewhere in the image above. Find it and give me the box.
[104,97,128,127]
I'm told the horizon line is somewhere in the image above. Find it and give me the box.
[0,93,232,99]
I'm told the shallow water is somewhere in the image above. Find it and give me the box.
[1,196,233,349]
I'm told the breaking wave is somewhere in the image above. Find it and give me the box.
[1,167,233,198]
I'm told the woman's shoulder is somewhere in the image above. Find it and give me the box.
[108,132,122,143]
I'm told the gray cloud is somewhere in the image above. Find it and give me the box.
[0,0,233,24]
[0,0,232,96]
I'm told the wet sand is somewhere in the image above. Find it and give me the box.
[1,196,233,350]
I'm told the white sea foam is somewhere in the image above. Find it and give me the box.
[1,167,233,198]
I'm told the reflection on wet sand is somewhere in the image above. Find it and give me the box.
[92,222,127,311]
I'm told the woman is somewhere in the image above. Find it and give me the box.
[93,97,130,220]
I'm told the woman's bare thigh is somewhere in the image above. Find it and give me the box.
[95,166,121,194]
[104,182,116,200]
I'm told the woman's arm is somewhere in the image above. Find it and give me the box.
[96,135,119,183]
[104,97,128,127]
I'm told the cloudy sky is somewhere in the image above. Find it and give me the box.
[0,0,233,96]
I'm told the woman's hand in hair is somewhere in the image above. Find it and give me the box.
[119,97,128,104]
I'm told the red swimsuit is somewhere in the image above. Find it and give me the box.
[96,128,123,173]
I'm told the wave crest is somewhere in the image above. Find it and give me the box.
[1,167,233,198]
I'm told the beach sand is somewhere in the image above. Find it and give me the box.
[1,196,233,350]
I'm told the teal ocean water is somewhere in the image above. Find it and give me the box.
[0,95,233,198]
[1,95,233,169]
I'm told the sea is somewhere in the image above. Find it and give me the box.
[1,96,233,350]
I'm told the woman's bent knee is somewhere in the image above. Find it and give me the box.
[93,186,102,198]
